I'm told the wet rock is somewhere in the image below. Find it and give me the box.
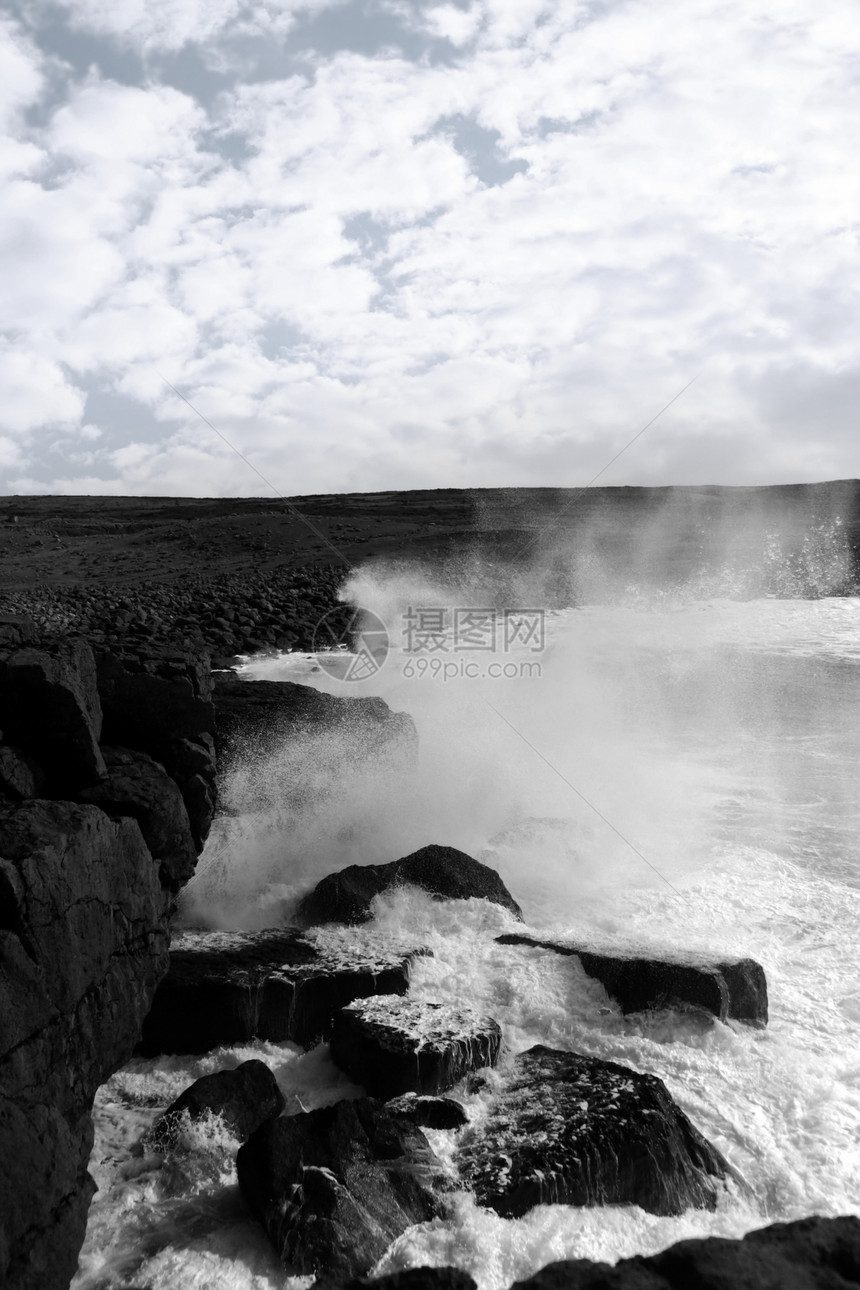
[0,639,105,791]
[150,1058,285,1150]
[458,1045,731,1218]
[386,1093,469,1130]
[331,995,502,1099]
[496,934,768,1027]
[0,801,169,1290]
[510,1214,860,1290]
[80,747,197,892]
[237,1097,445,1279]
[298,844,524,927]
[139,929,429,1055]
[319,1269,477,1290]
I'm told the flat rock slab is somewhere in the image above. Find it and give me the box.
[298,844,524,926]
[150,1058,285,1149]
[510,1215,860,1290]
[496,933,768,1027]
[331,995,502,1099]
[237,1096,445,1280]
[458,1045,731,1219]
[139,929,429,1055]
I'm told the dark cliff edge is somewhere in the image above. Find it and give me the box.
[0,616,218,1290]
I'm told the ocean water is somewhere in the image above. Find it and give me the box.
[74,593,860,1290]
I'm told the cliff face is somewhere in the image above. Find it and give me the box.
[0,617,218,1290]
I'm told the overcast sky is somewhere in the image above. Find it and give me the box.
[1,0,858,497]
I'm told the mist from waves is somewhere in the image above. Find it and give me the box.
[77,514,860,1290]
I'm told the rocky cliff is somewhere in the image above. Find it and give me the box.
[0,616,218,1290]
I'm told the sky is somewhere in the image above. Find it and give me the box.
[1,0,859,497]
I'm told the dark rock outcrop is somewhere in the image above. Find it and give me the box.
[150,1058,285,1150]
[386,1093,470,1130]
[214,674,417,765]
[0,624,218,1290]
[458,1045,731,1218]
[298,844,523,926]
[0,801,169,1290]
[96,647,217,848]
[510,1215,860,1290]
[139,929,429,1055]
[237,1097,445,1279]
[496,934,768,1027]
[80,747,198,892]
[331,995,502,1099]
[0,637,106,792]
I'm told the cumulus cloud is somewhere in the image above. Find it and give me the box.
[2,0,860,494]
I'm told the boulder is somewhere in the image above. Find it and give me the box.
[496,934,768,1027]
[0,639,105,791]
[139,929,429,1055]
[237,1097,444,1279]
[386,1093,469,1130]
[0,801,168,1290]
[298,845,523,926]
[80,747,198,891]
[331,995,502,1098]
[457,1045,731,1218]
[150,1058,285,1149]
[510,1215,860,1290]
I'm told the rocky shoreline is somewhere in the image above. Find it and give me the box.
[1,616,858,1288]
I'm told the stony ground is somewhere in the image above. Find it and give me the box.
[2,483,858,662]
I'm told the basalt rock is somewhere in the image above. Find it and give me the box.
[496,934,768,1027]
[510,1215,860,1290]
[0,743,43,800]
[80,746,197,892]
[386,1093,470,1130]
[0,801,169,1290]
[237,1097,445,1279]
[458,1045,731,1219]
[0,637,105,792]
[150,1058,285,1150]
[139,928,429,1055]
[298,844,523,926]
[331,995,502,1098]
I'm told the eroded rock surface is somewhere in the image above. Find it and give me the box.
[458,1045,731,1218]
[298,844,523,926]
[140,929,429,1054]
[510,1215,860,1290]
[150,1058,285,1150]
[0,626,218,1290]
[497,934,768,1027]
[331,995,501,1098]
[237,1097,445,1279]
[0,802,168,1290]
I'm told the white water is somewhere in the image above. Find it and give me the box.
[75,593,860,1290]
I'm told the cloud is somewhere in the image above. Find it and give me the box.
[2,0,860,494]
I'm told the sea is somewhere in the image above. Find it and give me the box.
[72,573,860,1290]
